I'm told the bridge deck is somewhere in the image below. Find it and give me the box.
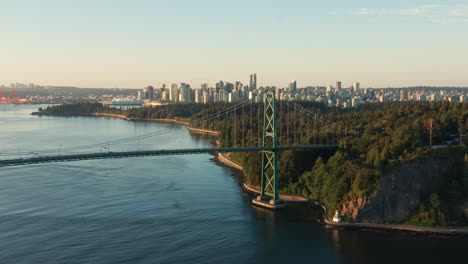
[0,145,337,167]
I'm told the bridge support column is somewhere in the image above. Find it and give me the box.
[252,89,285,210]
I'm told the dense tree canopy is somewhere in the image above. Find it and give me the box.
[38,100,468,225]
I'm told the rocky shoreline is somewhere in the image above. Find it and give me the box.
[169,123,468,236]
[323,217,468,237]
[241,181,468,237]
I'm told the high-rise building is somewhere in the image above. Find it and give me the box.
[248,91,254,101]
[194,89,202,103]
[208,87,214,98]
[228,90,239,103]
[353,82,360,92]
[276,88,282,101]
[379,94,386,102]
[416,93,427,101]
[180,83,187,102]
[289,81,297,92]
[225,82,234,93]
[352,97,362,107]
[179,83,192,103]
[242,85,249,101]
[161,90,169,101]
[201,83,208,90]
[336,81,342,91]
[188,87,194,103]
[250,73,257,90]
[202,91,209,104]
[219,89,227,102]
[170,84,179,102]
[235,81,242,91]
[137,90,145,100]
[400,89,408,101]
[143,85,154,100]
[216,81,225,92]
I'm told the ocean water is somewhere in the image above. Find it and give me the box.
[0,104,466,264]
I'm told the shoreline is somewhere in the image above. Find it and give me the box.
[242,182,310,203]
[323,217,468,237]
[151,116,468,236]
[91,113,189,125]
[241,183,468,237]
[217,152,244,171]
[38,111,468,236]
[185,126,220,136]
[184,126,244,171]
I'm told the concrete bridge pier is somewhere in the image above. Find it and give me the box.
[252,195,285,210]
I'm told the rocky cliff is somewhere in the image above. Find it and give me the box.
[340,148,465,223]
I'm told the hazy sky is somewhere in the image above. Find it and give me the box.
[1,0,467,88]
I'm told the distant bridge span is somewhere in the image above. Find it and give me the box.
[0,145,338,168]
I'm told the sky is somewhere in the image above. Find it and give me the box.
[0,0,467,88]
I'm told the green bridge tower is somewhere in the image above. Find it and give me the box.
[252,88,285,209]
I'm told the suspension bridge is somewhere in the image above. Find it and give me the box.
[1,89,355,209]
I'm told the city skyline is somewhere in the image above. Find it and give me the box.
[1,0,468,88]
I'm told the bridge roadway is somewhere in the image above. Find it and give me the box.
[0,145,337,167]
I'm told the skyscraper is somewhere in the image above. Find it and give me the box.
[235,81,242,91]
[336,81,342,91]
[180,83,187,102]
[250,73,257,90]
[242,85,249,101]
[179,83,192,103]
[161,90,169,101]
[216,81,225,92]
[353,82,360,92]
[225,82,234,93]
[137,90,145,100]
[194,89,201,103]
[289,81,297,92]
[170,83,179,102]
[202,91,209,104]
[143,85,154,100]
[400,89,408,101]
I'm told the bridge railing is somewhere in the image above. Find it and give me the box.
[0,145,338,167]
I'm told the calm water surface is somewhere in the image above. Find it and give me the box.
[0,104,467,263]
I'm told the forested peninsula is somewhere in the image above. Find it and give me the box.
[34,101,468,227]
